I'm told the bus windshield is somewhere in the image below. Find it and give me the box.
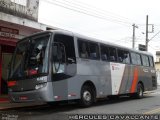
[9,34,50,80]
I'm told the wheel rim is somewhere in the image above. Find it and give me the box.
[83,91,91,102]
[139,87,143,97]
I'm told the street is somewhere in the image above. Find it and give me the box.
[0,87,160,120]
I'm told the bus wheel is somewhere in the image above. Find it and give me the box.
[80,85,94,107]
[135,83,144,99]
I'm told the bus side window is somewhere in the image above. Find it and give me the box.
[131,52,141,65]
[131,52,137,65]
[100,45,109,61]
[142,55,149,67]
[149,56,154,67]
[88,42,100,60]
[136,54,142,65]
[117,49,130,64]
[52,34,76,80]
[78,40,89,59]
[109,47,117,62]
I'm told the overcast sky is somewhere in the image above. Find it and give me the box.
[38,0,160,58]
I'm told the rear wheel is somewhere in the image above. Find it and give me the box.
[79,85,95,107]
[132,83,144,99]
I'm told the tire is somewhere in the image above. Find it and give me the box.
[135,83,144,99]
[79,85,94,107]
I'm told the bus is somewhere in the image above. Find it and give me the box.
[8,30,157,107]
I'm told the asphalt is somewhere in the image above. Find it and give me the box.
[0,95,45,110]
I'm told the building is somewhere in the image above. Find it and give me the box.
[0,0,53,95]
[155,51,160,70]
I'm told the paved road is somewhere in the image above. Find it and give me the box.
[1,87,160,120]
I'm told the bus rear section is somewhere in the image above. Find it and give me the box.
[105,50,157,98]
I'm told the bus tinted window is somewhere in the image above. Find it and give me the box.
[88,42,100,60]
[100,45,109,61]
[136,54,142,65]
[131,52,141,65]
[78,39,99,60]
[149,56,154,67]
[117,49,130,64]
[53,34,76,76]
[78,40,89,59]
[109,47,117,62]
[142,55,149,67]
[54,34,76,61]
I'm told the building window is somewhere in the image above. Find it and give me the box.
[11,0,27,6]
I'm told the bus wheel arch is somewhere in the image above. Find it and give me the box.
[79,81,97,107]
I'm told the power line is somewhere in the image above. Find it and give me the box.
[41,0,132,27]
[149,30,160,42]
[148,44,158,50]
[40,17,134,47]
[40,17,114,38]
[59,0,133,24]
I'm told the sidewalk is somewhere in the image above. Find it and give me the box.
[0,95,45,110]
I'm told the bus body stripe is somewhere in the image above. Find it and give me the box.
[110,63,125,95]
[130,67,138,93]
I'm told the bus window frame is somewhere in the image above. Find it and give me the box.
[149,56,154,67]
[78,38,100,60]
[100,44,119,63]
[141,54,150,67]
[130,52,142,66]
[50,33,76,81]
[117,48,131,64]
[100,44,109,62]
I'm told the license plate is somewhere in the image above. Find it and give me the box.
[19,96,28,100]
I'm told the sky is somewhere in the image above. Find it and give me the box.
[38,0,160,59]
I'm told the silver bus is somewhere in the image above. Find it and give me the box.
[8,30,157,107]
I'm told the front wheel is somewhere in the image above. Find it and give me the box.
[79,85,94,107]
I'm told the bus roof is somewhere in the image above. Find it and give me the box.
[21,30,153,56]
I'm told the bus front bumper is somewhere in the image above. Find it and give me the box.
[8,82,54,103]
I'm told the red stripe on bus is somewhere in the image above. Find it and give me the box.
[130,68,138,93]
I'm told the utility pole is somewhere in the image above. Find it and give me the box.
[146,15,148,51]
[132,24,138,49]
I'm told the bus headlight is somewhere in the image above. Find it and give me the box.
[35,83,47,90]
